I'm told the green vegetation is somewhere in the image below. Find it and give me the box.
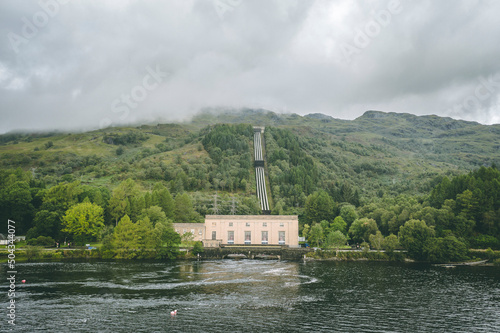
[1,109,499,262]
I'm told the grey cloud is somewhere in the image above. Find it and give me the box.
[1,0,500,134]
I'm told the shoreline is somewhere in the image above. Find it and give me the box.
[2,247,497,265]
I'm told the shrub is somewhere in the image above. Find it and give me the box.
[25,246,43,260]
[27,236,55,247]
[191,241,204,255]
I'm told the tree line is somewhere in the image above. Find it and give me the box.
[300,166,500,261]
[1,122,499,262]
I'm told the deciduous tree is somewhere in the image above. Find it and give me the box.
[398,219,435,260]
[62,202,105,243]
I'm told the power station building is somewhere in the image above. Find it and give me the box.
[173,215,299,248]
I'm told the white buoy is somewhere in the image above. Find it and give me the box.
[170,310,177,316]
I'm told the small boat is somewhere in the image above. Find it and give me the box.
[170,310,177,316]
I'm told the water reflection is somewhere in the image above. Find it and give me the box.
[1,260,498,332]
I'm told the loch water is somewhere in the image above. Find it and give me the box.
[2,260,499,332]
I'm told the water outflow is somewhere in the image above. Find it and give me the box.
[253,127,270,213]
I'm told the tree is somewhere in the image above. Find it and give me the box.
[174,193,201,223]
[191,241,204,255]
[181,232,195,246]
[398,219,435,260]
[153,222,181,259]
[27,181,83,240]
[140,206,169,226]
[361,241,371,253]
[349,218,379,243]
[302,224,311,240]
[144,192,152,209]
[129,195,145,222]
[340,204,358,229]
[325,230,348,250]
[62,202,105,244]
[457,189,480,220]
[453,212,475,237]
[28,210,61,241]
[135,217,154,250]
[109,179,140,225]
[423,235,468,263]
[271,200,284,215]
[309,223,324,247]
[152,183,175,219]
[382,234,399,255]
[4,180,34,234]
[112,215,138,249]
[320,220,330,235]
[305,190,335,224]
[369,231,384,250]
[330,216,347,234]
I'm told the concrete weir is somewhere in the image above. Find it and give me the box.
[201,247,311,261]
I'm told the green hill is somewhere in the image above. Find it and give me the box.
[1,109,499,254]
[1,109,499,201]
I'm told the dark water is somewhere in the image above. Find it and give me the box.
[2,260,499,332]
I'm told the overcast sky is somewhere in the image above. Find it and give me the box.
[1,0,499,133]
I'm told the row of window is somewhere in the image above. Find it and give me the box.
[212,222,286,227]
[179,229,203,235]
[213,231,286,245]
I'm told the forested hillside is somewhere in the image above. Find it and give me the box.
[1,109,499,259]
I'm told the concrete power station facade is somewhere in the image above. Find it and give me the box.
[174,215,299,248]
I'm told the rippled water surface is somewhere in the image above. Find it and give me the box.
[2,260,499,332]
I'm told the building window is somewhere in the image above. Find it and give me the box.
[191,229,195,234]
[245,231,251,245]
[228,231,234,244]
[212,231,216,240]
[199,230,203,235]
[212,222,216,226]
[263,222,267,227]
[280,223,284,227]
[261,231,268,245]
[279,231,285,245]
[229,222,233,227]
[246,222,250,227]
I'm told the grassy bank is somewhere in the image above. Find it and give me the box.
[305,248,500,264]
[0,247,200,262]
[3,247,499,264]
